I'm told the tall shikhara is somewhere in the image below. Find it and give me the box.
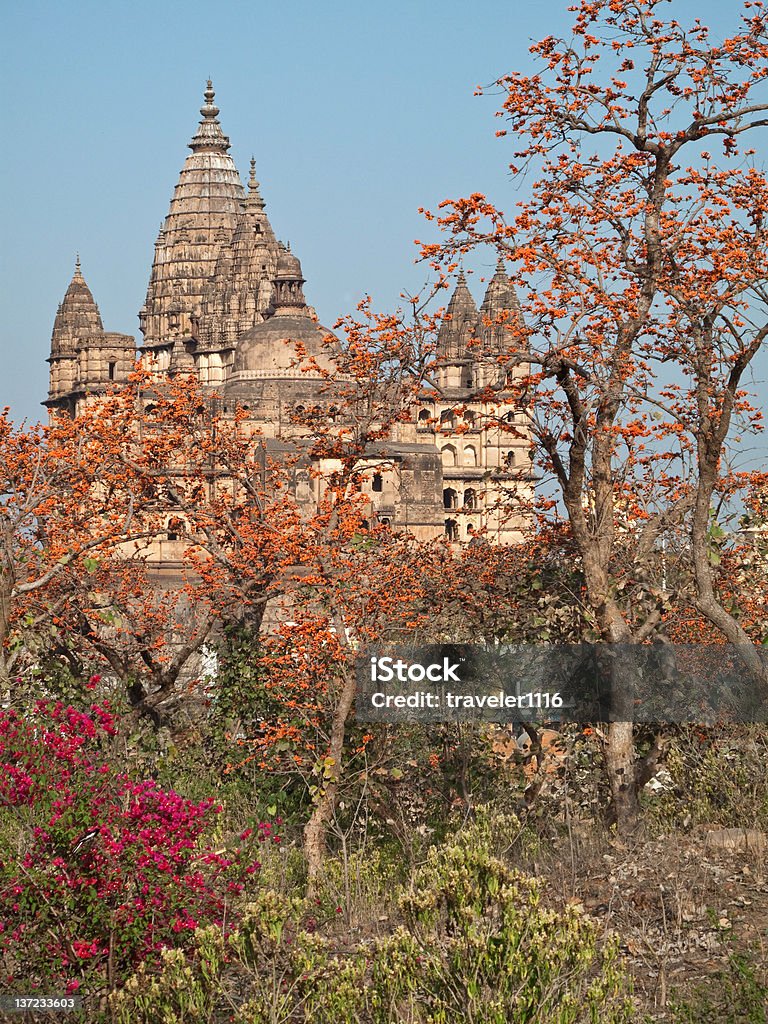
[139,81,248,372]
[45,82,535,544]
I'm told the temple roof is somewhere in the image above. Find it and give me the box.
[50,257,104,356]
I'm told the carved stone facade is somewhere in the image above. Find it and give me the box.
[45,83,534,544]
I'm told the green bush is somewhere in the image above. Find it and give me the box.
[112,817,633,1024]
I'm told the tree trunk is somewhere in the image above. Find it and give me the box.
[605,720,639,830]
[303,664,357,892]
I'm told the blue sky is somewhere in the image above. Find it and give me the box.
[1,0,764,427]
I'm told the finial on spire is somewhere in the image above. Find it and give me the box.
[75,253,80,271]
[199,79,219,120]
[190,79,229,151]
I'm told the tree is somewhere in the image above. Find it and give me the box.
[420,0,768,826]
[0,402,170,694]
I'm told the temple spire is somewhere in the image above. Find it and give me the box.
[141,83,245,351]
[481,257,521,317]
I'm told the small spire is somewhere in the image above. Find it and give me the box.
[245,156,266,210]
[75,253,81,272]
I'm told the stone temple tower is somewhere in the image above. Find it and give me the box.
[139,81,246,373]
[45,257,135,416]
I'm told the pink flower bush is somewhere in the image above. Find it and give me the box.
[0,701,273,995]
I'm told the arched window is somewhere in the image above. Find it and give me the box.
[441,445,457,467]
[440,409,456,429]
[108,360,116,381]
[167,517,183,541]
[464,410,476,428]
[444,519,459,542]
[504,450,516,469]
[418,408,431,424]
[372,472,383,493]
[379,516,391,527]
[443,487,458,510]
[464,488,477,510]
[328,405,339,422]
[463,445,477,467]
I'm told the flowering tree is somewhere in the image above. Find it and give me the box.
[0,403,168,694]
[420,0,768,825]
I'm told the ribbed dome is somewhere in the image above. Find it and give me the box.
[229,314,340,380]
[276,248,302,280]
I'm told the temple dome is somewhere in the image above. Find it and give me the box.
[229,314,339,380]
[276,248,302,280]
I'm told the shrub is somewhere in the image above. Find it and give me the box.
[112,815,633,1023]
[0,700,268,1000]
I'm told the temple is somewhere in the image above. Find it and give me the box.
[45,82,534,544]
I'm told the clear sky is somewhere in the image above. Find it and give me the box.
[1,0,765,431]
